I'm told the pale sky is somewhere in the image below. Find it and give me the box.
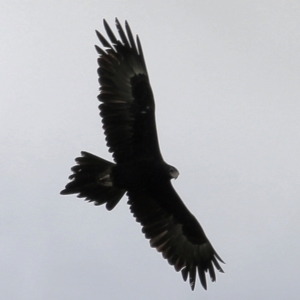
[1,1,300,299]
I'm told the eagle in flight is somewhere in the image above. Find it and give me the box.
[61,18,224,290]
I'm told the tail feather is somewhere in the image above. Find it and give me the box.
[61,151,125,211]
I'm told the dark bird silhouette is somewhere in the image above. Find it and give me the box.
[61,18,224,290]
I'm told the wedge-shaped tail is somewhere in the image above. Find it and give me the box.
[61,151,125,211]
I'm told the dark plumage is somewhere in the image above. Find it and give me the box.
[61,18,224,290]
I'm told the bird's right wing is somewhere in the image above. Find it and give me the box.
[96,19,163,164]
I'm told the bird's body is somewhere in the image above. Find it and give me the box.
[61,18,224,290]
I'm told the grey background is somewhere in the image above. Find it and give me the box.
[1,1,299,299]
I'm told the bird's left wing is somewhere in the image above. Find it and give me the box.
[127,182,224,290]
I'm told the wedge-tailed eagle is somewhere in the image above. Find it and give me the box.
[61,18,224,290]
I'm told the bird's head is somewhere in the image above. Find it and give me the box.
[169,165,179,180]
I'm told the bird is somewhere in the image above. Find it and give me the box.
[61,18,224,291]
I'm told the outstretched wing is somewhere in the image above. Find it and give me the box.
[96,19,162,163]
[127,182,224,290]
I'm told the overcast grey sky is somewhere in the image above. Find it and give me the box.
[1,1,299,299]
